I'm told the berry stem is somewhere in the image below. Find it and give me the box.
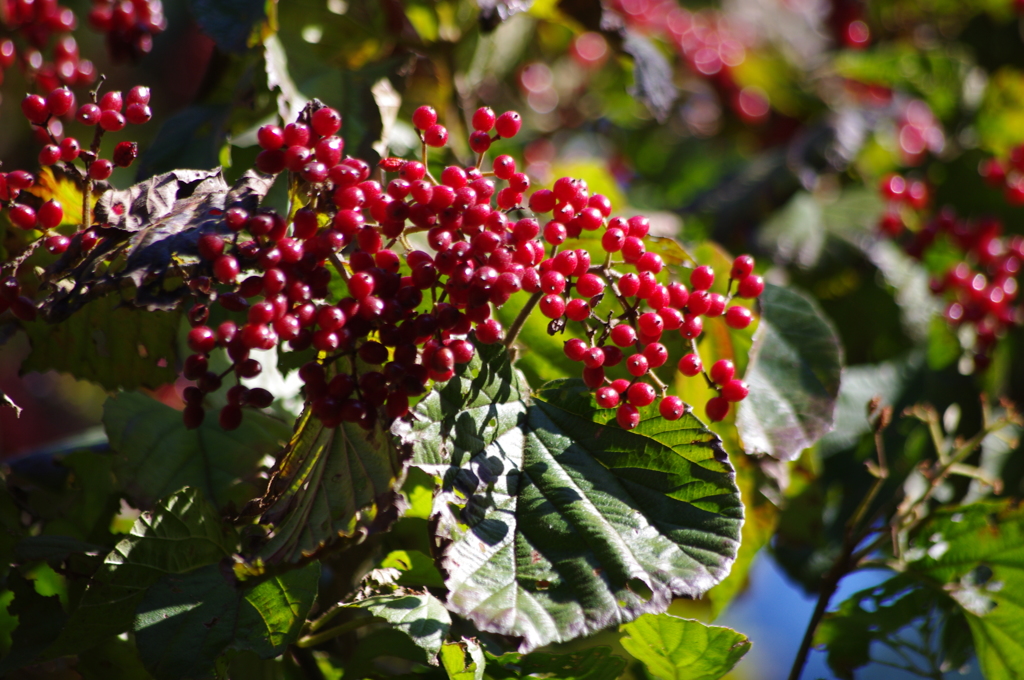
[327,252,351,286]
[504,290,542,349]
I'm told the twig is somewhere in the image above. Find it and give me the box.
[504,291,542,349]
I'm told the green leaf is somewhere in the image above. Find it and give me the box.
[735,283,843,460]
[49,488,238,656]
[619,613,750,680]
[484,647,627,680]
[351,592,451,661]
[441,638,485,680]
[188,0,266,52]
[904,500,1024,680]
[103,392,290,511]
[395,344,742,652]
[0,572,68,674]
[379,549,445,588]
[249,402,409,566]
[22,297,180,392]
[77,635,156,680]
[134,562,320,680]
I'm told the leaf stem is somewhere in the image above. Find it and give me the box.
[296,615,375,648]
[504,291,542,349]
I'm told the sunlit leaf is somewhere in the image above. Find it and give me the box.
[352,592,451,661]
[619,613,750,680]
[395,344,742,652]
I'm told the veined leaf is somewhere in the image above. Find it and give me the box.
[485,646,627,680]
[736,283,843,460]
[351,592,451,661]
[247,403,410,566]
[395,344,742,652]
[47,488,238,657]
[104,392,290,511]
[134,562,319,680]
[619,613,750,680]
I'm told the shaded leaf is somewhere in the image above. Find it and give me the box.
[78,635,157,680]
[0,572,68,674]
[485,646,627,680]
[352,592,451,662]
[103,391,290,511]
[134,562,319,680]
[247,401,410,567]
[13,535,106,563]
[136,104,230,181]
[189,0,267,53]
[619,613,750,680]
[395,344,742,652]
[622,32,678,123]
[441,638,485,680]
[49,488,238,656]
[42,169,273,321]
[736,283,843,460]
[22,297,180,391]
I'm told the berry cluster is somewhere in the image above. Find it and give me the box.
[978,144,1024,207]
[87,0,166,61]
[876,173,1022,372]
[561,254,762,429]
[0,3,94,92]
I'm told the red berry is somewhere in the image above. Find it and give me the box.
[257,124,285,150]
[721,379,749,402]
[219,404,243,431]
[678,353,702,377]
[495,111,522,138]
[616,403,640,430]
[312,106,342,136]
[731,255,754,280]
[100,91,123,112]
[710,359,735,385]
[188,326,217,353]
[412,105,437,130]
[472,106,496,131]
[564,338,587,361]
[540,294,566,319]
[125,103,152,124]
[627,382,656,407]
[725,305,753,329]
[8,204,37,230]
[424,124,449,147]
[610,324,637,347]
[626,353,649,377]
[737,275,765,298]
[659,396,685,420]
[22,94,49,124]
[595,386,620,408]
[705,396,730,422]
[46,87,74,116]
[89,159,113,180]
[37,200,63,229]
[99,110,126,131]
[113,141,138,167]
[690,265,714,291]
[76,103,101,125]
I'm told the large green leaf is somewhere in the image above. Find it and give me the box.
[394,345,742,652]
[134,562,320,680]
[351,592,451,661]
[103,392,291,511]
[22,297,180,392]
[619,613,750,680]
[735,283,843,460]
[248,403,409,566]
[904,500,1024,680]
[49,488,238,656]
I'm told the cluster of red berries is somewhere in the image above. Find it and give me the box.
[0,7,94,93]
[978,145,1024,206]
[876,173,930,237]
[876,173,1022,372]
[562,253,762,429]
[87,0,166,61]
[2,83,151,254]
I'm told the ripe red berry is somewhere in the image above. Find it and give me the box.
[616,403,640,430]
[312,106,342,136]
[8,204,37,230]
[706,396,730,422]
[258,124,285,150]
[564,338,587,361]
[659,396,685,420]
[540,294,566,319]
[424,124,449,147]
[721,379,749,402]
[76,103,101,125]
[710,359,735,385]
[472,106,496,131]
[690,265,715,291]
[469,131,492,153]
[99,110,126,131]
[627,382,656,407]
[725,305,753,329]
[46,87,74,116]
[626,353,649,377]
[595,386,620,408]
[22,94,48,124]
[731,255,754,280]
[495,111,522,138]
[737,274,765,298]
[125,103,152,124]
[37,200,63,229]
[678,353,702,376]
[113,141,138,167]
[412,105,437,130]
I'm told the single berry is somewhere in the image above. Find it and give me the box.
[616,403,640,430]
[495,111,522,138]
[412,105,438,130]
[705,396,730,422]
[710,359,735,385]
[725,305,753,329]
[424,124,449,147]
[659,396,685,420]
[472,106,496,131]
[721,379,749,402]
